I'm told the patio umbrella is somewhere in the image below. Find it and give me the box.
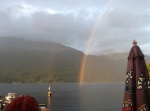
[122,40,150,111]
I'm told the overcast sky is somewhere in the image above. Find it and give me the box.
[0,0,150,55]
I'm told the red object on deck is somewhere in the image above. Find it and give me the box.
[4,95,39,111]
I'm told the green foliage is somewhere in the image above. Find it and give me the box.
[147,61,150,76]
[0,48,83,83]
[1,38,150,83]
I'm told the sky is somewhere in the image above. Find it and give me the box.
[0,0,150,55]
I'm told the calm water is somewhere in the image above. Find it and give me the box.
[0,83,124,111]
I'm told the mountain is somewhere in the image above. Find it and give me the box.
[83,53,150,82]
[0,37,84,83]
[0,37,150,83]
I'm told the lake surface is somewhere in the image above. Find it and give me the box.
[0,83,125,111]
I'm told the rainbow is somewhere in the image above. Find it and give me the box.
[78,1,112,84]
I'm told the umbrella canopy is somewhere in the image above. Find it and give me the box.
[122,40,150,111]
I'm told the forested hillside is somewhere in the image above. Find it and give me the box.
[0,37,84,83]
[0,37,150,83]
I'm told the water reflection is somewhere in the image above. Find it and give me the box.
[0,83,124,111]
[47,96,50,109]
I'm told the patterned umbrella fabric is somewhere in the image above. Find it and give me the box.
[122,40,150,111]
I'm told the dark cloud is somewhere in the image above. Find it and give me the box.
[0,0,150,55]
